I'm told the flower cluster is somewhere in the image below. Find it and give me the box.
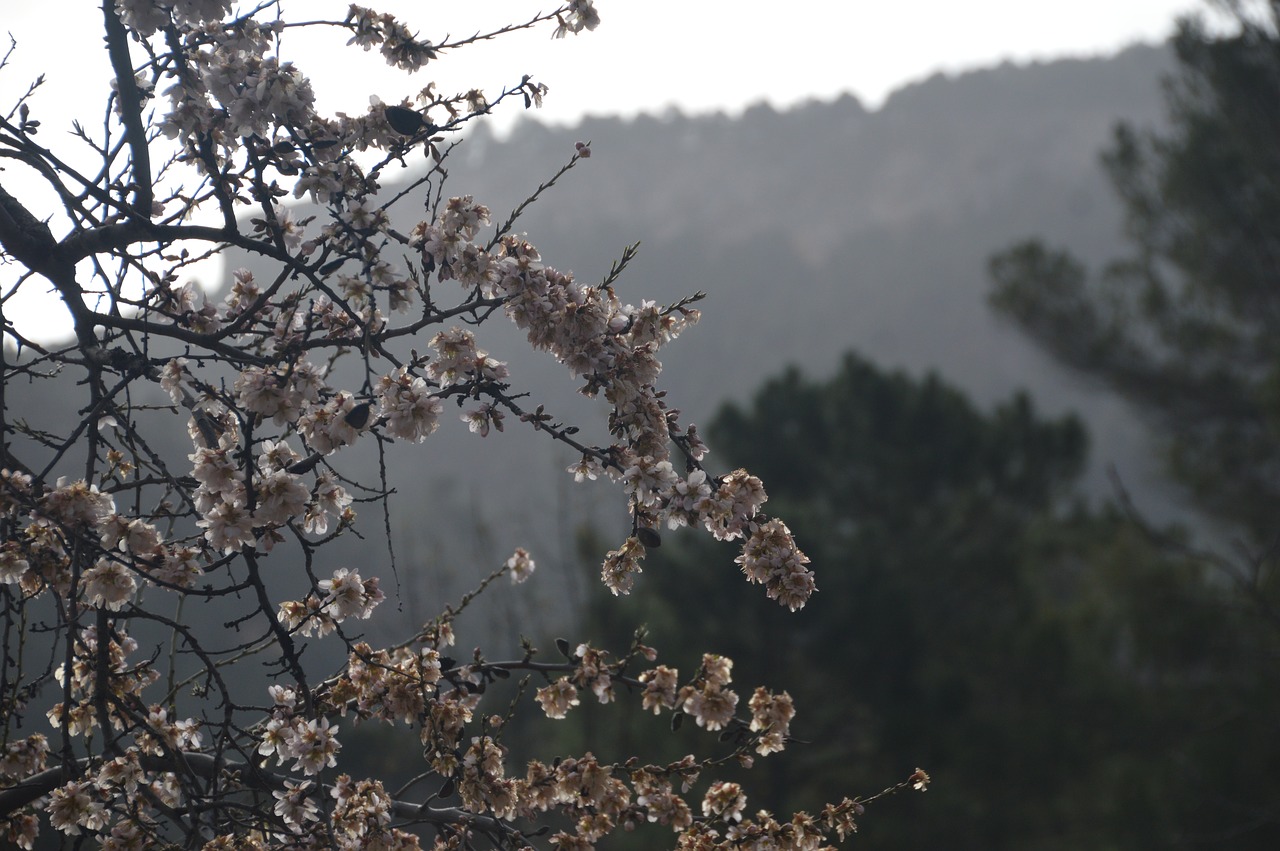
[376,367,444,442]
[0,2,887,849]
[318,567,385,621]
[45,627,159,737]
[506,547,537,584]
[278,566,384,638]
[345,5,439,71]
[259,707,342,777]
[329,775,417,850]
[114,0,233,36]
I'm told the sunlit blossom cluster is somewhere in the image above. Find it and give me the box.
[277,566,384,639]
[46,626,161,742]
[0,1,915,848]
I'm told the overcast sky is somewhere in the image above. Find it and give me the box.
[6,1,1210,133]
[0,0,1214,340]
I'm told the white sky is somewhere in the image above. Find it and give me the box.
[296,0,1208,128]
[1,0,1210,341]
[4,1,1209,131]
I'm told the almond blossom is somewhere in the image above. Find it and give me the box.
[0,2,896,848]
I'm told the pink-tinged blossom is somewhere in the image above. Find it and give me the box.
[553,0,601,37]
[158,353,188,404]
[269,684,299,710]
[81,560,138,611]
[122,519,163,556]
[441,195,491,240]
[253,469,310,527]
[138,705,202,754]
[0,548,30,585]
[665,469,713,530]
[0,734,48,780]
[257,717,290,760]
[286,717,342,775]
[223,268,260,318]
[702,781,747,822]
[171,0,233,27]
[216,58,316,140]
[257,439,301,472]
[621,456,678,509]
[4,812,37,849]
[683,684,738,731]
[427,326,480,384]
[342,9,438,71]
[39,478,115,531]
[639,666,680,714]
[278,598,337,638]
[319,568,384,621]
[305,472,353,535]
[273,780,320,832]
[189,446,243,496]
[748,687,796,756]
[98,515,147,554]
[505,548,535,584]
[94,752,144,796]
[701,654,733,688]
[461,404,504,437]
[297,393,366,454]
[47,780,107,835]
[150,546,203,588]
[574,645,614,704]
[113,0,171,35]
[536,678,580,719]
[700,469,769,542]
[235,366,305,425]
[376,368,443,442]
[566,454,604,482]
[736,519,816,611]
[600,536,645,596]
[198,500,256,553]
[634,774,693,829]
[99,820,147,850]
[0,468,34,515]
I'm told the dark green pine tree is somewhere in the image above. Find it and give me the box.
[563,353,1272,849]
[989,3,1280,544]
[982,3,1280,845]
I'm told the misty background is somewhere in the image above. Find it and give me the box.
[14,31,1276,847]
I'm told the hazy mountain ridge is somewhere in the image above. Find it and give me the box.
[422,45,1174,497]
[455,45,1167,257]
[7,44,1183,641]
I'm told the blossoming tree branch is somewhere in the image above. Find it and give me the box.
[0,1,923,848]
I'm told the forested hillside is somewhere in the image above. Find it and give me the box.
[8,45,1176,638]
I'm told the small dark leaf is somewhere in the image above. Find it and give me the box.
[491,666,510,679]
[438,777,455,799]
[636,527,662,549]
[318,257,346,277]
[671,712,684,731]
[385,105,425,135]
[344,401,373,429]
[555,637,572,659]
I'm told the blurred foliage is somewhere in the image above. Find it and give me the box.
[556,352,1280,849]
[990,5,1280,544]
[981,5,1280,843]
